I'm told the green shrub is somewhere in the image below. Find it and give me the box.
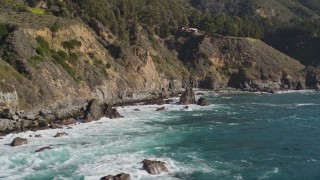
[87,52,95,59]
[29,55,44,63]
[51,21,59,33]
[52,52,77,80]
[76,76,83,83]
[29,8,46,14]
[62,39,82,50]
[36,36,50,56]
[102,70,109,78]
[58,50,68,59]
[70,39,82,46]
[0,24,9,38]
[94,59,102,66]
[68,52,78,64]
[35,47,45,56]
[106,62,111,69]
[107,44,121,59]
[221,45,231,54]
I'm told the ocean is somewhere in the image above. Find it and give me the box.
[1,91,320,180]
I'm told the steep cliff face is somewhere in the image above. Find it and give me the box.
[0,13,185,114]
[168,34,306,91]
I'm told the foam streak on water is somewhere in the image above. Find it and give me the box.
[1,91,320,179]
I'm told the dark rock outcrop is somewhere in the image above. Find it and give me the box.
[0,109,16,119]
[141,159,169,175]
[179,87,196,105]
[156,106,166,111]
[305,67,320,90]
[197,97,209,106]
[83,99,123,123]
[100,173,131,180]
[35,146,52,152]
[50,123,62,129]
[0,109,54,135]
[54,132,68,138]
[35,134,42,138]
[10,137,27,146]
[281,74,306,90]
[61,118,76,126]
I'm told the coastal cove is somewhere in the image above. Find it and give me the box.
[1,91,320,179]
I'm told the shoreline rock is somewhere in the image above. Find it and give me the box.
[0,96,172,135]
[197,97,209,106]
[0,88,318,136]
[83,99,123,123]
[179,87,196,105]
[141,159,169,175]
[156,106,166,111]
[100,173,130,180]
[10,137,27,147]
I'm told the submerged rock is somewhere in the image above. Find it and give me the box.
[141,159,169,175]
[10,137,27,147]
[156,106,166,111]
[54,132,68,138]
[100,173,131,180]
[35,134,42,138]
[35,146,52,152]
[83,99,123,123]
[179,87,196,105]
[197,97,209,106]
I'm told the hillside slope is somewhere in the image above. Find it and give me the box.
[0,0,320,134]
[190,0,320,66]
[0,12,186,112]
[191,0,319,20]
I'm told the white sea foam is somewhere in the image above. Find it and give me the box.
[258,167,279,179]
[228,123,240,126]
[275,90,316,94]
[0,101,220,179]
[192,113,203,117]
[307,159,318,162]
[234,174,243,180]
[295,103,318,107]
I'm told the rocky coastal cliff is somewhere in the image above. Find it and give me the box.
[0,7,320,135]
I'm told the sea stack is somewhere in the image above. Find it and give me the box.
[179,87,196,105]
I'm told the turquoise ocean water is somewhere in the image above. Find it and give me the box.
[1,91,320,179]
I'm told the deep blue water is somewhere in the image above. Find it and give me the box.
[1,91,320,179]
[150,91,320,179]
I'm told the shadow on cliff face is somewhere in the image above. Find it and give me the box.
[227,69,247,89]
